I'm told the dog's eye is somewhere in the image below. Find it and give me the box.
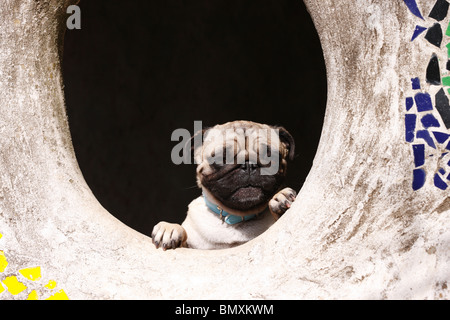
[223,146,237,164]
[258,144,279,167]
[266,145,272,157]
[259,144,272,157]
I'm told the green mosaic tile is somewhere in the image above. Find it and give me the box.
[442,76,450,86]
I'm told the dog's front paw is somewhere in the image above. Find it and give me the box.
[269,187,297,220]
[151,222,187,250]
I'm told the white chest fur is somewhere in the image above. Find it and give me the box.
[181,196,275,250]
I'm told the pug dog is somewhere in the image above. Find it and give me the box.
[152,120,296,250]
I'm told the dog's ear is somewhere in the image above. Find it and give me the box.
[273,126,295,161]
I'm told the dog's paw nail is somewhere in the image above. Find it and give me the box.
[150,222,186,250]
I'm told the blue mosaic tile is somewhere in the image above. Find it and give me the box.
[425,23,443,48]
[413,168,426,190]
[426,53,441,85]
[435,88,450,128]
[413,144,425,167]
[411,77,421,89]
[406,97,414,111]
[432,131,450,143]
[411,25,427,41]
[417,130,437,148]
[421,113,441,128]
[403,1,450,192]
[414,92,433,112]
[404,0,425,19]
[405,114,417,142]
[429,0,450,22]
[434,173,448,190]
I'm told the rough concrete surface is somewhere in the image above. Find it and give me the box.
[0,0,449,299]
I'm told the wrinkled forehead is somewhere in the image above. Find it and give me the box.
[203,124,280,146]
[199,126,280,157]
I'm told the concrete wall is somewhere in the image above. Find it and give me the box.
[0,0,449,299]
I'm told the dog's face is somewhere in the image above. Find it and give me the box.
[194,121,295,215]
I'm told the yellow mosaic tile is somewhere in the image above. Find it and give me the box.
[0,251,8,273]
[44,280,57,289]
[19,266,42,281]
[0,232,69,300]
[26,290,39,300]
[2,276,27,295]
[45,289,69,300]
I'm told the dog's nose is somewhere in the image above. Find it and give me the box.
[241,160,258,172]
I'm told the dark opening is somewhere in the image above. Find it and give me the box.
[62,0,326,236]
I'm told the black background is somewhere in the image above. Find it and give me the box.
[62,0,326,237]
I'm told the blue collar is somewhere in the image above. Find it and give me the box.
[203,193,259,225]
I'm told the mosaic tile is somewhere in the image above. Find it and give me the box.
[413,168,426,190]
[426,54,441,85]
[432,131,450,143]
[405,114,417,143]
[434,173,448,189]
[404,0,425,19]
[414,92,433,111]
[425,23,443,47]
[403,1,450,192]
[434,88,450,128]
[421,113,441,128]
[413,144,425,167]
[412,25,427,41]
[411,77,421,89]
[442,76,450,86]
[417,130,437,148]
[429,0,450,21]
[406,97,414,111]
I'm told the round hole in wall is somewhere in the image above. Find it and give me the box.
[62,0,326,237]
